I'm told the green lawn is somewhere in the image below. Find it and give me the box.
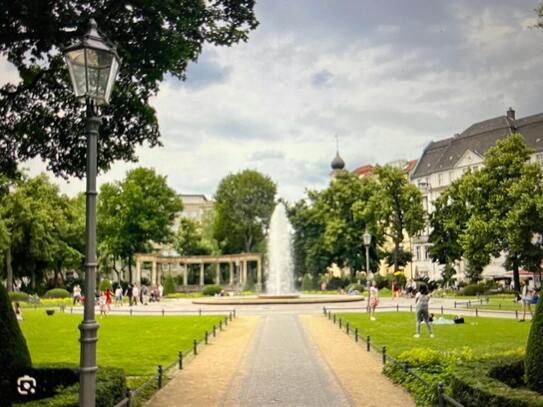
[337,312,530,356]
[20,310,223,379]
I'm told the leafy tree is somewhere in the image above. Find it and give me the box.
[213,169,276,253]
[0,1,259,178]
[173,217,211,256]
[98,167,182,281]
[373,165,425,272]
[163,273,176,295]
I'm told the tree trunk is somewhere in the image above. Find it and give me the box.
[128,256,133,283]
[393,241,399,272]
[512,260,521,293]
[5,248,12,292]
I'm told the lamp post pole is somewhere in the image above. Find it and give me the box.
[79,100,101,407]
[363,230,372,312]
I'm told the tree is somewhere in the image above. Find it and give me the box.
[173,217,211,256]
[0,1,259,178]
[373,165,425,272]
[98,167,183,281]
[213,169,276,253]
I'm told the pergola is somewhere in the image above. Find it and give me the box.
[133,252,263,290]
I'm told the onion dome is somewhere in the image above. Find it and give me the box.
[331,152,345,170]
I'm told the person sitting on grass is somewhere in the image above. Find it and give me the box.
[414,285,434,338]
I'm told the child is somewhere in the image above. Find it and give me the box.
[414,285,434,338]
[99,292,107,316]
[14,302,23,321]
[369,280,379,321]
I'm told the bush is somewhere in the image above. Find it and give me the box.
[327,277,349,290]
[302,274,313,291]
[346,283,364,293]
[43,288,70,299]
[12,365,126,407]
[0,283,32,402]
[9,291,30,302]
[526,299,543,392]
[99,279,112,292]
[163,274,176,295]
[450,356,543,407]
[202,284,222,296]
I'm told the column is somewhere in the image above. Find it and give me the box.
[215,263,221,285]
[183,264,188,286]
[199,263,205,286]
[242,260,247,287]
[257,258,263,292]
[151,261,157,287]
[229,262,234,286]
[135,259,142,284]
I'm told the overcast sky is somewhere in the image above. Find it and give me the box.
[4,0,543,202]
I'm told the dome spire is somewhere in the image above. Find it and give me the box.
[331,134,345,171]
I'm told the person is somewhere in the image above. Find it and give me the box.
[132,284,139,306]
[104,287,112,311]
[414,285,434,338]
[126,284,133,307]
[14,302,23,321]
[141,284,149,305]
[369,280,379,321]
[520,281,533,321]
[406,279,415,298]
[158,283,164,299]
[114,286,123,306]
[73,284,81,305]
[392,278,400,298]
[99,292,107,316]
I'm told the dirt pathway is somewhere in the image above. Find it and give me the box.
[302,315,416,407]
[145,316,260,407]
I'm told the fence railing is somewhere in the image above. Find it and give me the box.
[107,311,236,407]
[323,307,465,407]
[59,304,236,317]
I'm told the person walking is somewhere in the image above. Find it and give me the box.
[104,287,112,312]
[126,284,133,307]
[132,284,139,307]
[369,280,379,321]
[114,286,123,306]
[520,281,534,321]
[73,284,81,305]
[99,292,107,317]
[414,285,433,338]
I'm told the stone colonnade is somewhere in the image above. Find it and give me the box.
[133,253,263,290]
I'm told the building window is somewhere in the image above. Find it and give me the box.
[438,173,443,186]
[416,246,421,261]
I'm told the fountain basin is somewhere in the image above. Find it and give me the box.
[192,294,364,305]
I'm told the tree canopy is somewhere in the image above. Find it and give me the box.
[0,1,258,178]
[213,169,276,253]
[173,217,212,256]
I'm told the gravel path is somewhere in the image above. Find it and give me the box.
[221,314,355,407]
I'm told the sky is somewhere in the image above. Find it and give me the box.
[3,0,543,202]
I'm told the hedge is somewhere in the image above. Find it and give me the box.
[8,291,30,302]
[526,299,543,392]
[12,365,126,407]
[43,288,70,299]
[202,284,222,296]
[450,356,543,407]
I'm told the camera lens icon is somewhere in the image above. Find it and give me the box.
[17,375,37,395]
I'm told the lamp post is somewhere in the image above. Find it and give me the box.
[63,19,120,407]
[363,230,372,309]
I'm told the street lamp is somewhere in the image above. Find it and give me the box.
[363,230,372,309]
[63,19,120,407]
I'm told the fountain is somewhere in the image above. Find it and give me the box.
[258,203,299,299]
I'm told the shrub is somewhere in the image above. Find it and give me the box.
[202,284,222,296]
[526,298,543,392]
[244,276,255,291]
[0,283,32,403]
[163,274,176,295]
[302,274,313,291]
[99,279,112,292]
[12,365,126,407]
[43,288,70,299]
[9,291,30,302]
[450,356,543,407]
[346,283,364,293]
[327,277,348,290]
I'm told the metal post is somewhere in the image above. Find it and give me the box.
[233,309,236,318]
[355,328,359,342]
[193,339,198,355]
[224,316,228,326]
[366,335,370,352]
[515,309,518,319]
[219,320,223,330]
[328,311,331,320]
[157,365,163,389]
[410,304,412,312]
[346,322,350,335]
[403,362,409,373]
[339,318,342,329]
[162,308,165,316]
[382,346,387,364]
[79,106,101,407]
[199,308,202,316]
[476,307,479,317]
[438,382,444,407]
[454,301,456,308]
[323,306,327,315]
[441,305,444,315]
[365,244,371,311]
[396,304,399,312]
[205,331,208,345]
[229,312,232,321]
[130,308,133,316]
[213,325,216,337]
[126,388,132,407]
[333,314,336,324]
[178,351,183,369]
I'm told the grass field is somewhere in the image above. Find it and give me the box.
[336,312,530,356]
[19,310,224,381]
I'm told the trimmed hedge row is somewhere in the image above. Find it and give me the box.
[450,356,543,407]
[43,288,70,299]
[12,365,125,407]
[8,291,31,302]
[202,284,222,296]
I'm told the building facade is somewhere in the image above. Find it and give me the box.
[410,108,543,280]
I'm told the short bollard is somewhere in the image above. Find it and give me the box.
[476,308,479,317]
[515,309,518,319]
[382,346,387,364]
[233,309,236,318]
[213,325,216,337]
[333,314,336,324]
[366,336,370,352]
[71,307,73,314]
[205,331,209,345]
[126,388,132,407]
[409,304,412,312]
[157,365,163,389]
[437,382,445,407]
[441,305,444,315]
[328,311,331,320]
[193,339,198,355]
[162,308,165,316]
[454,301,457,308]
[323,306,327,315]
[229,312,233,321]
[130,308,133,316]
[339,318,342,329]
[499,303,502,310]
[396,304,399,312]
[178,351,183,369]
[199,308,202,316]
[346,322,350,335]
[224,316,228,326]
[355,328,359,342]
[403,361,409,373]
[219,320,223,330]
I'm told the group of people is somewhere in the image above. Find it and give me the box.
[124,283,164,307]
[519,281,540,321]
